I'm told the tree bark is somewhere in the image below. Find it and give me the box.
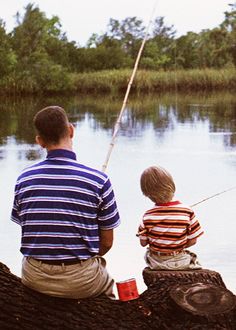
[0,262,235,330]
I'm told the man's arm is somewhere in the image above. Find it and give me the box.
[99,229,114,256]
[11,185,21,225]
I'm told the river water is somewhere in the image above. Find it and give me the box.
[0,92,235,295]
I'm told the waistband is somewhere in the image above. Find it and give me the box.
[154,250,183,256]
[28,257,85,266]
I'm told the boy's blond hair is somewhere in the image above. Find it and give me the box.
[140,166,175,204]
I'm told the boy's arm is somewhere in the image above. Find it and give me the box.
[186,210,204,247]
[185,237,197,248]
[137,223,148,246]
[139,237,148,247]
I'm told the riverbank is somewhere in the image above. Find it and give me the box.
[0,68,235,95]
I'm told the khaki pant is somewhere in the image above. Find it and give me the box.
[22,256,114,299]
[144,248,202,270]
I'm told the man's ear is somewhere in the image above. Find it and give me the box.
[36,135,46,148]
[68,123,74,139]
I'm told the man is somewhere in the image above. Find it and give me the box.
[11,106,120,299]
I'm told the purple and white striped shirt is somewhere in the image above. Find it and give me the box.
[11,149,120,261]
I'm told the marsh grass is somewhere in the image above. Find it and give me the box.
[74,68,236,94]
[1,68,235,95]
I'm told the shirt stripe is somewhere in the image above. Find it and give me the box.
[11,149,120,260]
[139,201,203,252]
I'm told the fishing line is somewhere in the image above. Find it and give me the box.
[102,0,159,172]
[190,186,236,207]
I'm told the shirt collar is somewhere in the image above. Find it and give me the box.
[156,200,181,207]
[46,149,77,160]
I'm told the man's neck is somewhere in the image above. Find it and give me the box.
[46,139,73,152]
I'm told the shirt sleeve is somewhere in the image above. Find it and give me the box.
[187,210,204,240]
[138,219,148,244]
[98,178,120,230]
[11,183,21,225]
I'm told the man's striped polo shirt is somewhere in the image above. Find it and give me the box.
[11,149,120,261]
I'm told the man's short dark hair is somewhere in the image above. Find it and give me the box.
[33,106,69,145]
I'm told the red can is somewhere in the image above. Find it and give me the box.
[116,278,139,301]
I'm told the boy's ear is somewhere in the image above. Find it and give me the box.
[36,135,46,148]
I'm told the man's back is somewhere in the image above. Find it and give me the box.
[12,149,120,261]
[12,106,120,299]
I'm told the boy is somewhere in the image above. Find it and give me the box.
[137,165,203,270]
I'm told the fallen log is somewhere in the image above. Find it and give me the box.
[0,262,235,330]
[142,267,227,288]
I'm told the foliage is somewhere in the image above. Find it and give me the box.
[9,3,73,93]
[0,2,236,94]
[0,20,16,77]
[221,3,236,66]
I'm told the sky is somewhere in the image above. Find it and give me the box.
[0,0,231,46]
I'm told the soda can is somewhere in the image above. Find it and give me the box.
[116,278,139,301]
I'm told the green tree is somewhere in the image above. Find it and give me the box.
[12,4,50,68]
[221,2,236,66]
[141,17,176,70]
[85,17,145,70]
[75,43,127,72]
[174,32,200,69]
[197,28,231,68]
[11,3,72,92]
[105,17,145,57]
[0,20,16,77]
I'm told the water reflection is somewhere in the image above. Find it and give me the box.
[0,149,6,160]
[0,92,235,153]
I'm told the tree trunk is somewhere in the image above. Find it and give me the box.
[0,262,235,330]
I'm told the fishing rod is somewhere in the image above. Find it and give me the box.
[136,185,236,236]
[102,1,158,172]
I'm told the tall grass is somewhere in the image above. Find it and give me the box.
[74,68,236,94]
[0,68,236,95]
